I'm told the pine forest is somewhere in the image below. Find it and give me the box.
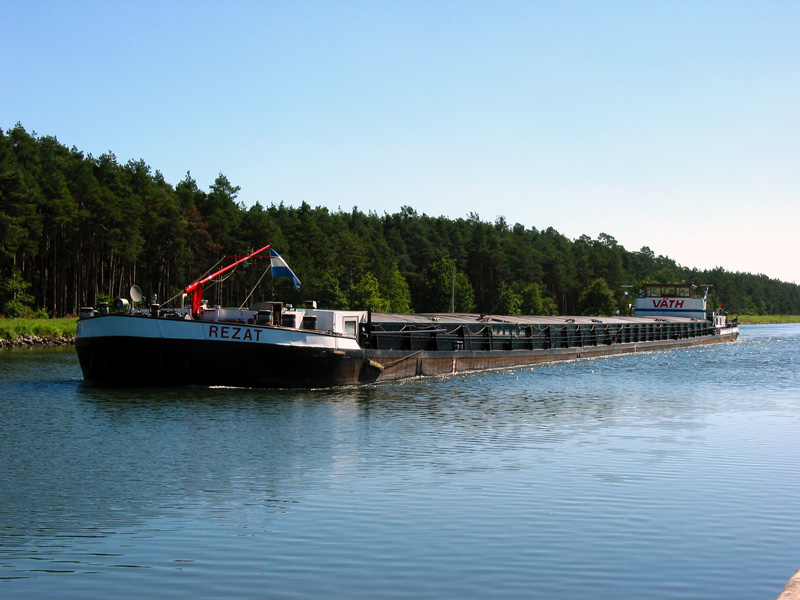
[1,125,798,319]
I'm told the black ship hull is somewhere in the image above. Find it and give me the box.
[76,312,738,388]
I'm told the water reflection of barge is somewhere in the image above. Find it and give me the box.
[75,247,739,388]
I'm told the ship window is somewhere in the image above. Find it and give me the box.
[344,319,357,337]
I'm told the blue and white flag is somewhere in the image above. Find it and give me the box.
[269,248,301,290]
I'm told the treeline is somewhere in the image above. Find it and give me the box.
[1,124,799,318]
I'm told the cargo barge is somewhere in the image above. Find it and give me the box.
[75,245,739,388]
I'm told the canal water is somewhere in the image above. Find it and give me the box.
[1,324,799,599]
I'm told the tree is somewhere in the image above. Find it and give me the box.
[351,272,390,312]
[578,278,617,316]
[199,173,243,252]
[492,281,522,315]
[517,282,558,315]
[385,265,413,313]
[651,267,682,284]
[419,258,475,313]
[0,170,40,262]
[0,269,41,318]
[313,268,348,309]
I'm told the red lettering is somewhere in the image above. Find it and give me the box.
[209,325,219,337]
[652,298,686,309]
[232,327,241,340]
[255,330,262,342]
[243,329,253,341]
[220,326,230,338]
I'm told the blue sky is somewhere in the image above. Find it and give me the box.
[3,1,798,283]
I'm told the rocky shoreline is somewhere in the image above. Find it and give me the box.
[0,335,75,349]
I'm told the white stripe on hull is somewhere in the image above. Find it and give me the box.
[76,315,362,351]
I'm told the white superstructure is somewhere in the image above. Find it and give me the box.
[633,284,708,319]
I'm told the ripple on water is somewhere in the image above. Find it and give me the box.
[1,327,800,599]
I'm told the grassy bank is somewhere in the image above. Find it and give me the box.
[737,315,800,324]
[0,317,77,341]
